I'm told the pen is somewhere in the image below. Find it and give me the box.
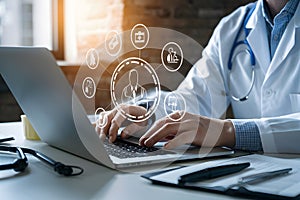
[178,162,250,184]
[238,168,292,185]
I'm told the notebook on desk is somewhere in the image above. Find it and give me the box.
[0,47,233,169]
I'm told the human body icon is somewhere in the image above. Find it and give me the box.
[86,48,99,69]
[90,54,96,66]
[121,69,147,104]
[167,48,179,64]
[161,42,183,72]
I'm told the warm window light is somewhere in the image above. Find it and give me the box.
[64,0,124,62]
[0,0,64,60]
[0,0,52,49]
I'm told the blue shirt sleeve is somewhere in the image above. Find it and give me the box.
[231,120,263,152]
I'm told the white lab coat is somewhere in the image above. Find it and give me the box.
[176,0,300,153]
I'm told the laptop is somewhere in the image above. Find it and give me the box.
[0,47,234,169]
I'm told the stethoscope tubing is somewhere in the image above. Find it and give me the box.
[227,4,257,102]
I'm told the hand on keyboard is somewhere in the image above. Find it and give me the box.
[103,138,174,159]
[95,104,149,143]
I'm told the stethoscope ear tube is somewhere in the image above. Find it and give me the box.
[227,3,257,102]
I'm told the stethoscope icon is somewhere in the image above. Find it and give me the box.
[227,4,256,102]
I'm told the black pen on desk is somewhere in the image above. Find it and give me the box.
[178,162,250,184]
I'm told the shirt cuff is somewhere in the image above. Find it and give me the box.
[231,120,263,152]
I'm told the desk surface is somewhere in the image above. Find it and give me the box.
[1,122,296,200]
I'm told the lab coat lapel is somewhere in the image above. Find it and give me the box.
[246,2,271,75]
[266,4,300,79]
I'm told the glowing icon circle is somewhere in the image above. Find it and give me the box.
[161,42,183,72]
[95,107,108,128]
[130,24,150,50]
[111,57,160,122]
[164,92,186,121]
[82,77,96,99]
[105,30,122,56]
[86,48,99,69]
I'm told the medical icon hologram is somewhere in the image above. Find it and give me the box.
[161,42,183,72]
[121,69,148,105]
[164,92,186,121]
[135,31,145,43]
[95,107,108,128]
[86,48,99,69]
[168,95,178,111]
[167,47,179,64]
[130,24,150,50]
[105,30,122,56]
[82,77,96,99]
[111,57,160,122]
[72,26,214,171]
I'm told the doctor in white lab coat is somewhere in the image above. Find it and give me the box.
[98,0,300,153]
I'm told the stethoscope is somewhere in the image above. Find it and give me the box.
[0,137,83,176]
[227,4,257,102]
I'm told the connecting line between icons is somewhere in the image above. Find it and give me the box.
[103,103,112,111]
[155,64,163,70]
[94,96,112,111]
[117,57,122,64]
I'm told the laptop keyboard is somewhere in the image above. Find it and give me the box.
[104,138,174,159]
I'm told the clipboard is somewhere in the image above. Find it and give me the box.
[142,154,300,200]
